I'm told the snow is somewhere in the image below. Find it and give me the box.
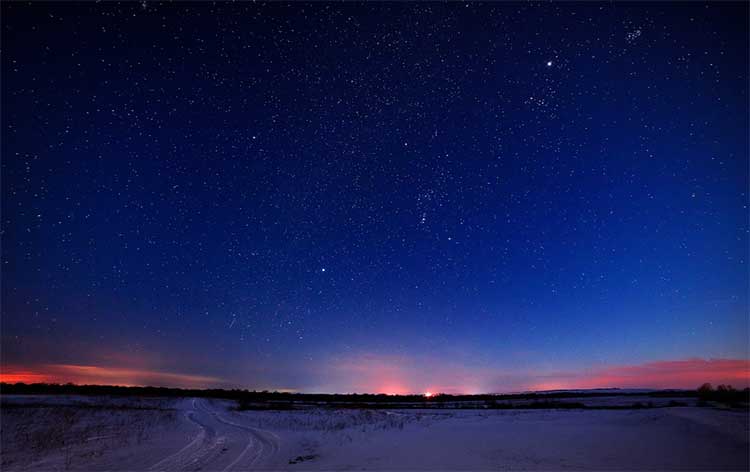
[1,395,747,470]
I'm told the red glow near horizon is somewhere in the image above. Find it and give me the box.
[530,358,750,391]
[0,364,221,389]
[0,371,53,384]
[2,357,748,393]
[326,355,750,394]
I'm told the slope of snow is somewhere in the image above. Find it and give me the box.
[1,395,747,470]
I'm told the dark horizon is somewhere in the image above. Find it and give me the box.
[5,380,743,398]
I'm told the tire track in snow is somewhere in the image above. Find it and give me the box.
[222,434,257,471]
[148,399,223,471]
[196,399,280,470]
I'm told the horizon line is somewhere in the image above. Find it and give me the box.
[1,380,722,396]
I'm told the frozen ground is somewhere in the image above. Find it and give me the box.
[1,395,747,470]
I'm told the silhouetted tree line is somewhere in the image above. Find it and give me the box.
[696,383,749,407]
[5,382,746,405]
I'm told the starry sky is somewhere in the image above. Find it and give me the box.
[2,2,748,394]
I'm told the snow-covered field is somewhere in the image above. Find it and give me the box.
[1,395,747,470]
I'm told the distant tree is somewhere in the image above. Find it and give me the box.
[697,383,714,404]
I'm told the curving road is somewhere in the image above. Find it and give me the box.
[148,398,280,471]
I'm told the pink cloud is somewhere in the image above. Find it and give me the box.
[1,363,222,389]
[529,358,750,391]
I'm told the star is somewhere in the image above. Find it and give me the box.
[546,61,553,67]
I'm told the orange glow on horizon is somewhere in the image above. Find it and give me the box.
[0,371,53,384]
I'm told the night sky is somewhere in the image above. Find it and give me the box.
[2,2,748,394]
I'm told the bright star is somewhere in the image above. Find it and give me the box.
[546,61,553,67]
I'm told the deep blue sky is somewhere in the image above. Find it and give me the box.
[2,2,748,393]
